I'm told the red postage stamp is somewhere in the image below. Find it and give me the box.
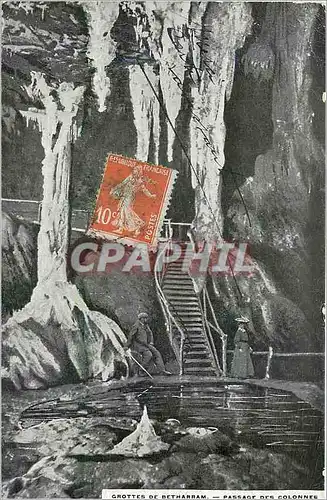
[87,154,178,247]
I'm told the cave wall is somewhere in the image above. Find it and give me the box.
[218,2,325,358]
[2,213,38,321]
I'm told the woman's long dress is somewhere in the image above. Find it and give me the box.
[230,326,254,378]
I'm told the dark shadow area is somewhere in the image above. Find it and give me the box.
[222,3,274,218]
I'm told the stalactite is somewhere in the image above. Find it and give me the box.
[188,1,207,87]
[127,2,251,239]
[129,63,160,162]
[83,1,119,112]
[189,3,252,241]
[146,1,191,162]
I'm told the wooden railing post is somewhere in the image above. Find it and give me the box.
[265,346,274,379]
[37,201,42,223]
[222,334,228,377]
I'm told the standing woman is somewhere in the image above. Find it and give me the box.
[230,316,254,379]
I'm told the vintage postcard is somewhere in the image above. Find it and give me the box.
[1,1,325,499]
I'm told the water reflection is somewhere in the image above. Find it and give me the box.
[127,382,323,462]
[21,381,323,470]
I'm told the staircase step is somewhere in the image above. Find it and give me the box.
[185,331,204,335]
[171,301,200,307]
[184,359,213,366]
[187,331,205,336]
[180,317,203,322]
[184,350,209,357]
[186,338,207,345]
[172,304,201,309]
[164,289,195,293]
[180,320,203,326]
[170,255,194,261]
[165,265,190,270]
[166,259,190,272]
[164,290,195,295]
[170,311,201,316]
[163,289,196,296]
[168,301,199,306]
[166,268,191,274]
[172,302,202,308]
[183,367,216,375]
[164,285,195,291]
[163,277,194,283]
[168,256,193,262]
[170,316,202,322]
[171,310,201,316]
[167,297,199,302]
[185,345,209,352]
[173,313,202,318]
[165,267,190,272]
[185,336,206,342]
[187,341,207,347]
[184,348,210,355]
[164,283,194,288]
[185,333,206,338]
[170,314,200,320]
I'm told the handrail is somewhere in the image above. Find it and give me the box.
[225,348,324,379]
[200,289,222,376]
[204,287,228,376]
[163,219,192,227]
[197,285,228,376]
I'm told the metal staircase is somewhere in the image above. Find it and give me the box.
[155,221,224,378]
[161,246,217,376]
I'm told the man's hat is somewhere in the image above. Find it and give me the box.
[235,316,250,323]
[138,312,149,319]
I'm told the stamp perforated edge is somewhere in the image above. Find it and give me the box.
[86,153,179,249]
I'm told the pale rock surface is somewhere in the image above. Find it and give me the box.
[109,406,169,457]
[82,1,119,112]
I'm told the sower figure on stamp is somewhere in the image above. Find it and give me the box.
[230,316,254,379]
[110,165,157,237]
[125,312,172,376]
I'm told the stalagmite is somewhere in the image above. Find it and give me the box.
[82,1,119,112]
[189,3,252,241]
[22,72,84,283]
[109,406,169,457]
[2,72,128,389]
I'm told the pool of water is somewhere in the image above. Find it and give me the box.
[20,381,324,472]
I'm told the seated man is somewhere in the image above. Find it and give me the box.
[125,312,171,376]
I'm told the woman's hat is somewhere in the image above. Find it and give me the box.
[138,312,149,319]
[235,316,250,323]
